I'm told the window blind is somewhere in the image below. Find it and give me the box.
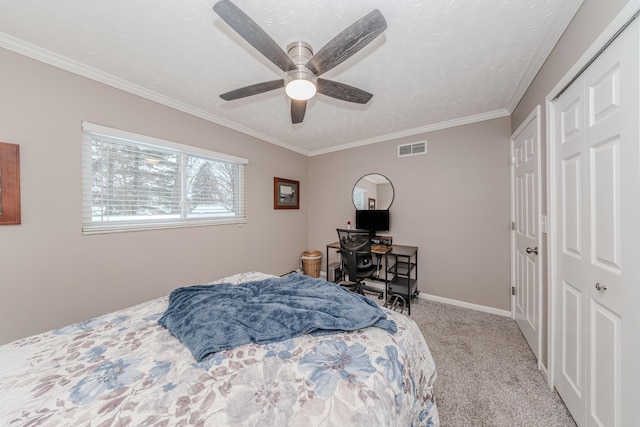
[82,122,247,234]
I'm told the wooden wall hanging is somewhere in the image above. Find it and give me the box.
[0,142,21,225]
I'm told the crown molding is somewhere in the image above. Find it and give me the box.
[308,109,510,156]
[1,31,518,158]
[546,0,640,103]
[0,32,310,157]
[505,0,584,113]
[1,31,508,158]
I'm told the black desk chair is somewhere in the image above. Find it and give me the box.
[336,228,384,299]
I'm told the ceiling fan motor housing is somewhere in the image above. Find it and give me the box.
[285,41,317,100]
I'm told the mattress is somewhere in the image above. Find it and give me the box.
[0,272,438,426]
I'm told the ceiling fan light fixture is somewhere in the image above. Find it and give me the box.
[285,42,317,101]
[285,75,317,100]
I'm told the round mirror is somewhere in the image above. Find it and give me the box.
[352,173,394,210]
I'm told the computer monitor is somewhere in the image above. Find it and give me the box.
[355,209,390,234]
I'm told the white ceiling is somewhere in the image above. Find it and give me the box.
[0,0,582,156]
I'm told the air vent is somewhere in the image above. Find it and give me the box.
[398,141,427,158]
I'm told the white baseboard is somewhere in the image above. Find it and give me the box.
[418,293,511,317]
[325,275,511,318]
[361,279,511,317]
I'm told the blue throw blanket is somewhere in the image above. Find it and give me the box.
[158,273,396,361]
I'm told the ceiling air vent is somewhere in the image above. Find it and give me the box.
[398,141,427,158]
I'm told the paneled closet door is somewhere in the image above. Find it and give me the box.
[582,17,640,427]
[511,107,542,362]
[553,63,587,427]
[553,17,640,427]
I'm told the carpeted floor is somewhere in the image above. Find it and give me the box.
[399,297,576,427]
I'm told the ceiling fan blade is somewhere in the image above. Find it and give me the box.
[213,0,297,72]
[291,100,307,124]
[317,78,373,104]
[220,80,284,101]
[306,9,387,76]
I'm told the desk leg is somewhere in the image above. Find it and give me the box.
[326,246,330,280]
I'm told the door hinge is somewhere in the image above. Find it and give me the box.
[511,221,516,230]
[540,214,547,234]
[511,286,516,296]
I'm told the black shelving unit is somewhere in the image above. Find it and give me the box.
[384,245,418,315]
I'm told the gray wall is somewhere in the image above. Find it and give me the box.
[0,48,308,345]
[308,117,512,311]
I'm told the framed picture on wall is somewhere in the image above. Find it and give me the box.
[274,177,299,209]
[0,142,21,225]
[368,198,376,210]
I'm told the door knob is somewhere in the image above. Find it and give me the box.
[595,282,607,292]
[526,246,539,255]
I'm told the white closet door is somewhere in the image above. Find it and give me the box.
[553,65,587,427]
[582,17,640,427]
[552,18,640,427]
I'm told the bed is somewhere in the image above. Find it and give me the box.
[0,272,438,426]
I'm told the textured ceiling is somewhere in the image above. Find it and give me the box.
[0,0,582,155]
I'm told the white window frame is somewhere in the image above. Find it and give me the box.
[82,122,248,235]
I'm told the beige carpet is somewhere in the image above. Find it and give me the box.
[397,297,576,427]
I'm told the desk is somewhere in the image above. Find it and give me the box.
[384,245,419,315]
[325,242,419,315]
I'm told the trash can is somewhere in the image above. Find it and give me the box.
[301,250,322,278]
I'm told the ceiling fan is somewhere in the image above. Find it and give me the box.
[212,0,387,124]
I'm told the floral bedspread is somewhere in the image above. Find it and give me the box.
[0,272,439,426]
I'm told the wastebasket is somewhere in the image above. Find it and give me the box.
[301,250,322,278]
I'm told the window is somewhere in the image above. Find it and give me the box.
[82,122,247,234]
[353,187,367,210]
